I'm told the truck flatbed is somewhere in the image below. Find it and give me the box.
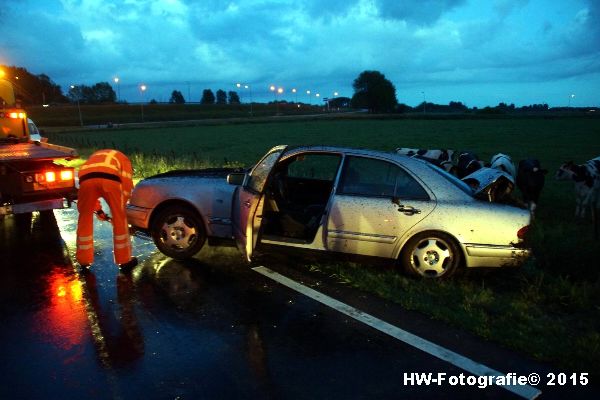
[0,141,78,162]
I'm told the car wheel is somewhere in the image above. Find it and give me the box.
[401,232,461,279]
[151,205,206,259]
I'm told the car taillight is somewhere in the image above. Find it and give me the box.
[517,225,529,239]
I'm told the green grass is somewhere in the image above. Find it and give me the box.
[27,103,322,126]
[45,116,600,374]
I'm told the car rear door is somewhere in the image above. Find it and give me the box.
[233,146,287,261]
[325,155,435,258]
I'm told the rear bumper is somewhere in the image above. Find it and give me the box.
[0,198,72,215]
[464,244,531,268]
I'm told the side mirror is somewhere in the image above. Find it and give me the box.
[227,172,246,186]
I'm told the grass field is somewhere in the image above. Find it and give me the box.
[46,116,600,374]
[27,103,322,126]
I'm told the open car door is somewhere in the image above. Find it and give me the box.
[233,146,287,261]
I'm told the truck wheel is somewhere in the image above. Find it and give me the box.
[151,205,206,259]
[400,231,461,279]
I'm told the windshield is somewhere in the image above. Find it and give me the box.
[425,162,473,196]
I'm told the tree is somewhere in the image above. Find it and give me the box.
[351,70,397,113]
[216,89,227,105]
[0,65,67,105]
[66,82,115,104]
[329,96,351,108]
[169,90,185,104]
[201,89,215,104]
[90,82,116,103]
[228,91,240,104]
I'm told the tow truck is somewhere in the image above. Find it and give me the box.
[0,74,78,218]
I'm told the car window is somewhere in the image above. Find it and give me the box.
[286,154,341,180]
[338,156,429,200]
[246,149,284,193]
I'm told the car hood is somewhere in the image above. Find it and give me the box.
[462,168,515,202]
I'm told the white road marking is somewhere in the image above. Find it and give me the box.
[252,266,541,399]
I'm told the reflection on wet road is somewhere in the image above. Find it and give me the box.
[0,208,535,399]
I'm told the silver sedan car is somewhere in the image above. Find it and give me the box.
[127,145,531,278]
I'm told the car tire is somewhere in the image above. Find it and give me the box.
[151,205,206,259]
[400,231,461,279]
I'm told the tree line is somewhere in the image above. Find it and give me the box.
[169,89,240,105]
[0,64,568,113]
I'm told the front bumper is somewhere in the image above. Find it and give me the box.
[126,204,152,229]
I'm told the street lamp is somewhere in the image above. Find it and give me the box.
[114,77,120,102]
[70,85,83,126]
[236,83,253,116]
[306,90,311,105]
[140,84,147,122]
[292,88,297,103]
[422,91,426,115]
[568,94,575,107]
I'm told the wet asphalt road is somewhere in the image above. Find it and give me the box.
[0,209,597,399]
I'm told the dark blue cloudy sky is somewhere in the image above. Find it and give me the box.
[1,0,599,107]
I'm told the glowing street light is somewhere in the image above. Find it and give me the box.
[113,77,120,102]
[140,84,147,122]
[568,94,575,107]
[236,83,253,116]
[269,85,284,115]
[306,90,311,105]
[292,88,297,103]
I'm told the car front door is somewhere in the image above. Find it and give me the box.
[233,146,287,261]
[325,155,435,258]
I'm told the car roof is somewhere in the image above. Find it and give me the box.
[282,145,412,163]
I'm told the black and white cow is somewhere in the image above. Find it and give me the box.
[490,153,516,181]
[555,156,600,218]
[455,151,483,179]
[395,148,455,172]
[516,159,548,213]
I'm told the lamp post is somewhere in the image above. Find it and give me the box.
[276,87,283,115]
[568,94,575,107]
[114,77,120,102]
[292,88,297,103]
[237,83,253,116]
[422,91,426,115]
[270,85,277,114]
[70,85,83,126]
[306,90,311,105]
[140,84,147,122]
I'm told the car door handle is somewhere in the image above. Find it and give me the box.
[397,205,421,215]
[243,200,252,208]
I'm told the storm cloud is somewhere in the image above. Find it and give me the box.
[0,0,598,107]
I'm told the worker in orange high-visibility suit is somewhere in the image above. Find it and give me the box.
[76,149,137,272]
